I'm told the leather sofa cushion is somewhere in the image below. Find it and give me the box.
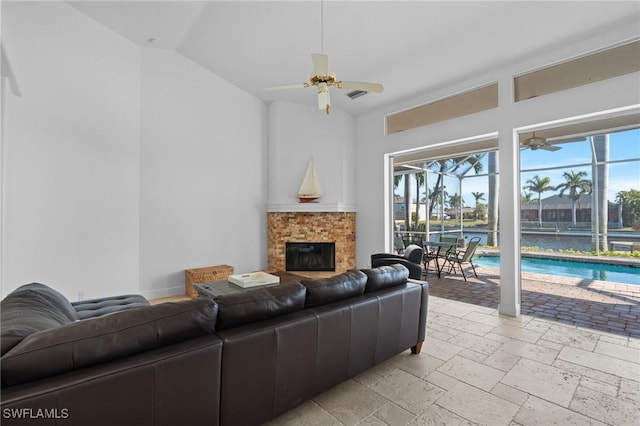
[215,283,306,331]
[361,264,410,292]
[1,298,218,387]
[1,283,78,356]
[72,294,150,319]
[301,270,367,308]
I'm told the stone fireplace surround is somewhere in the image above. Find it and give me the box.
[267,206,356,274]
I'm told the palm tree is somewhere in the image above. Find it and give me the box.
[414,172,425,228]
[393,175,402,198]
[524,175,555,227]
[555,170,592,227]
[447,193,462,220]
[427,155,484,215]
[521,191,534,204]
[471,191,485,219]
[448,193,462,209]
[616,189,640,227]
[487,152,498,246]
[393,175,404,233]
[393,174,411,230]
[399,174,410,232]
[427,186,448,220]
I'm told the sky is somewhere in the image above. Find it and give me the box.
[396,128,640,207]
[518,128,640,203]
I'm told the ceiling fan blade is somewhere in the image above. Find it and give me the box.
[540,144,561,151]
[549,136,587,144]
[339,81,384,93]
[312,53,329,76]
[264,83,308,91]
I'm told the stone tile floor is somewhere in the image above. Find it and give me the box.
[267,268,640,426]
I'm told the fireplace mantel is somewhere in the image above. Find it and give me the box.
[267,203,356,213]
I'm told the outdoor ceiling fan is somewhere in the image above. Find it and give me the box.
[264,1,383,114]
[520,132,561,151]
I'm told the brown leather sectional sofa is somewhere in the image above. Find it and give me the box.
[1,264,429,425]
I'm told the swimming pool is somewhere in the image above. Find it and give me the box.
[474,255,640,286]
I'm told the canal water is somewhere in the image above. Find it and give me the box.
[460,229,640,252]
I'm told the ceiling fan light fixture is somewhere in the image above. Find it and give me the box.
[529,136,546,144]
[318,87,330,111]
[523,131,545,146]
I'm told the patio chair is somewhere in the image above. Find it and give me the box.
[394,236,405,254]
[444,237,481,281]
[423,235,458,277]
[371,244,424,279]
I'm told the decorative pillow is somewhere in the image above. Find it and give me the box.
[361,264,410,293]
[215,283,306,331]
[301,270,367,308]
[1,298,218,387]
[1,283,78,356]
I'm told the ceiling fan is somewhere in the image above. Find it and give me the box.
[265,54,383,114]
[264,1,383,114]
[520,132,561,151]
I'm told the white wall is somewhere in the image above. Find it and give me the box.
[139,48,266,299]
[1,1,267,300]
[267,100,355,207]
[1,1,141,299]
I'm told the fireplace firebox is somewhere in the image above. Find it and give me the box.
[285,242,336,272]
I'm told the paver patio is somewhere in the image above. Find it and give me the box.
[425,264,640,338]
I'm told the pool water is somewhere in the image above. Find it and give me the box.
[474,255,640,286]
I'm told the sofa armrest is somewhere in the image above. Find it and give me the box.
[407,278,429,353]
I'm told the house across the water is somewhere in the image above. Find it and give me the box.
[521,194,623,228]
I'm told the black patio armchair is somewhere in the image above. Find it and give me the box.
[371,244,424,279]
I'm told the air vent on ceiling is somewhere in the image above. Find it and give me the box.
[346,90,368,100]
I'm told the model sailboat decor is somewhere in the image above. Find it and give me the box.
[298,158,324,203]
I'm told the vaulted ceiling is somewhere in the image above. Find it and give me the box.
[67,1,640,116]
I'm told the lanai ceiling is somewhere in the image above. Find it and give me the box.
[66,1,640,116]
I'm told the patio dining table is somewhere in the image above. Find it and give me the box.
[423,241,458,278]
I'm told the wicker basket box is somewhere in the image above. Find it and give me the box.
[185,264,234,297]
